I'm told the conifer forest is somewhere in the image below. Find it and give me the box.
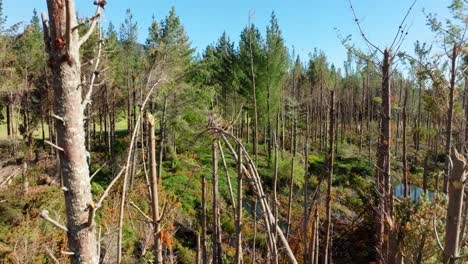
[1,0,468,263]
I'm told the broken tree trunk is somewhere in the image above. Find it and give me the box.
[443,149,466,264]
[375,49,392,264]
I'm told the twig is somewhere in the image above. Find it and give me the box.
[40,210,68,232]
[44,246,60,264]
[433,217,444,252]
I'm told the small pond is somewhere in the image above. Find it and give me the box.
[394,184,434,201]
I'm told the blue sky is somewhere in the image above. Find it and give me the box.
[4,0,452,67]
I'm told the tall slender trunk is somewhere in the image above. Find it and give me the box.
[6,98,11,137]
[322,91,335,264]
[235,143,243,264]
[443,44,459,194]
[148,114,162,263]
[158,96,168,181]
[374,50,393,264]
[402,85,409,198]
[303,113,310,264]
[286,115,296,239]
[201,167,208,264]
[247,24,258,162]
[252,198,257,264]
[212,141,222,264]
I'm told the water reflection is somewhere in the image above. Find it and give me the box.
[394,184,434,201]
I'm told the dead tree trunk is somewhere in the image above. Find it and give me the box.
[402,85,409,198]
[322,91,335,264]
[443,44,459,194]
[42,1,101,262]
[443,149,466,264]
[375,49,392,264]
[286,115,296,239]
[148,114,163,263]
[236,143,243,264]
[201,166,208,264]
[247,21,258,163]
[303,113,310,264]
[212,140,222,264]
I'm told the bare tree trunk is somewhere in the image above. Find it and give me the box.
[6,98,11,137]
[375,49,392,264]
[201,166,208,264]
[212,141,222,264]
[41,1,101,262]
[303,113,310,264]
[322,91,335,264]
[196,233,201,264]
[247,20,258,162]
[443,44,459,194]
[158,96,168,181]
[236,143,243,264]
[286,115,296,239]
[148,114,163,263]
[252,198,257,264]
[443,149,466,264]
[402,85,409,198]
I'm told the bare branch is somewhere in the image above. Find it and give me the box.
[130,201,153,223]
[389,0,417,50]
[78,5,101,47]
[347,0,383,54]
[90,161,108,180]
[40,210,68,232]
[95,166,126,209]
[82,18,103,109]
[50,113,65,123]
[41,12,51,54]
[44,140,64,152]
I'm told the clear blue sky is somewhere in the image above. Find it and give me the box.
[4,0,452,67]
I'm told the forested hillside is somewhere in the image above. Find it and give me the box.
[0,0,467,263]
